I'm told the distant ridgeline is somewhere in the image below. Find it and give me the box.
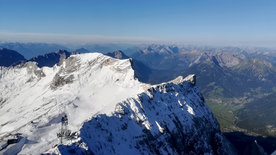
[125,45,276,137]
[0,48,72,68]
[106,46,276,137]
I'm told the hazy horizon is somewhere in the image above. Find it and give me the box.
[1,0,276,47]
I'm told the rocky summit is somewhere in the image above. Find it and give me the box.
[0,53,233,154]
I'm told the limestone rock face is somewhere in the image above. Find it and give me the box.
[0,53,233,154]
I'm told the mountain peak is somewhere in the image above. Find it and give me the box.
[106,50,129,59]
[28,49,71,67]
[0,48,26,67]
[55,49,69,54]
[74,48,90,53]
[136,45,179,55]
[169,74,196,85]
[0,52,232,154]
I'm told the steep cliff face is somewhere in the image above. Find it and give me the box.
[58,75,233,155]
[0,53,233,154]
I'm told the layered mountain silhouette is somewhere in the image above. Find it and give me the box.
[28,49,71,67]
[0,42,68,59]
[74,48,90,53]
[128,45,276,136]
[106,50,129,59]
[0,48,26,67]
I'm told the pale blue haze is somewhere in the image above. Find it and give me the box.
[0,0,276,45]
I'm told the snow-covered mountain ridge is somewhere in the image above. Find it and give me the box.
[0,53,232,154]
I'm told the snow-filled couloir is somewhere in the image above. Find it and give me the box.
[0,53,234,154]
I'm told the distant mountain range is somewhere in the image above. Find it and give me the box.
[74,48,90,53]
[28,49,71,67]
[128,45,276,137]
[1,44,276,138]
[0,42,68,59]
[0,48,72,68]
[1,45,276,153]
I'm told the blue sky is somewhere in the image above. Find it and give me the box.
[0,0,276,46]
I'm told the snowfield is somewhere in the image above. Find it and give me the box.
[0,53,233,154]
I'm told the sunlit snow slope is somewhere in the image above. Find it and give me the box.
[0,53,233,154]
